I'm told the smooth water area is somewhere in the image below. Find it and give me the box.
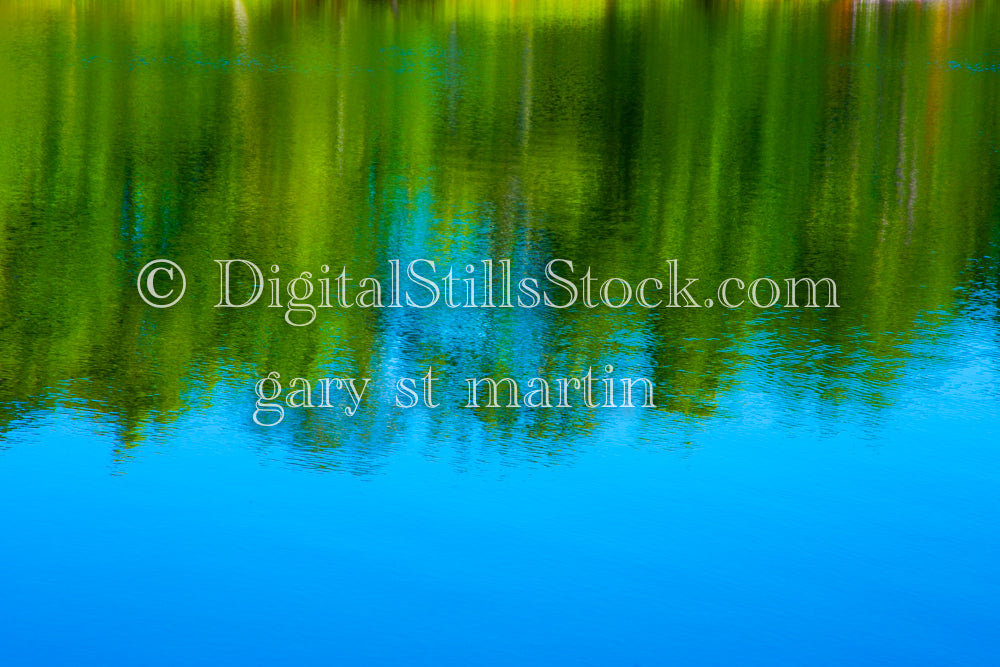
[1,1,999,664]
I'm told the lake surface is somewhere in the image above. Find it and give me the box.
[1,1,999,664]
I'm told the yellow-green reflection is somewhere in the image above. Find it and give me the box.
[0,0,998,459]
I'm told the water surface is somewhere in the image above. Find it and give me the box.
[1,1,999,664]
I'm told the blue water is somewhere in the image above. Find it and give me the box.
[2,310,997,665]
[3,1,1000,664]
